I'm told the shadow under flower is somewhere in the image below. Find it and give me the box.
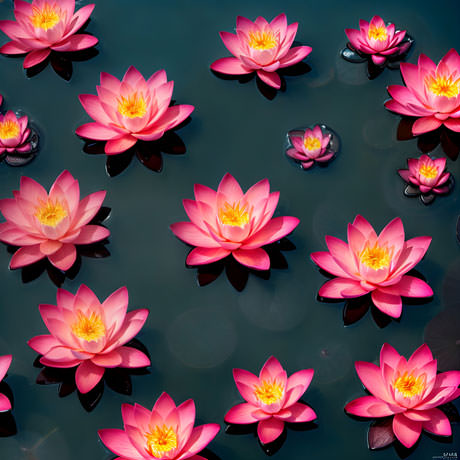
[397,117,460,160]
[5,207,110,287]
[192,238,296,291]
[33,339,150,412]
[83,128,187,177]
[317,269,432,328]
[0,381,16,437]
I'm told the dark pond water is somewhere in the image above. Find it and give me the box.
[0,0,460,459]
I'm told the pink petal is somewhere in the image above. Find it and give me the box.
[326,235,358,275]
[422,408,452,436]
[0,393,11,412]
[278,402,316,423]
[91,350,122,368]
[0,355,12,382]
[345,396,398,418]
[71,225,110,245]
[371,290,402,318]
[380,343,402,369]
[284,369,314,407]
[232,247,269,270]
[412,117,442,135]
[48,244,76,271]
[23,48,51,69]
[118,346,150,368]
[0,41,30,55]
[170,222,220,248]
[219,31,242,57]
[319,278,369,299]
[10,245,45,269]
[75,360,105,394]
[210,57,252,75]
[105,135,137,155]
[27,335,61,356]
[278,46,312,68]
[78,94,112,125]
[355,361,391,401]
[186,247,230,265]
[51,34,98,52]
[443,118,460,132]
[72,190,106,228]
[75,122,122,141]
[153,392,176,417]
[242,216,299,249]
[179,423,220,459]
[224,403,260,424]
[106,309,149,351]
[257,418,284,444]
[256,70,281,89]
[310,251,349,277]
[98,429,144,460]
[393,413,422,448]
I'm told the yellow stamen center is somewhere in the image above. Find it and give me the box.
[117,93,147,118]
[394,372,426,398]
[419,164,438,179]
[71,311,106,342]
[425,74,460,98]
[359,244,391,270]
[34,199,68,227]
[30,3,60,30]
[219,202,250,227]
[0,120,20,140]
[304,136,321,151]
[248,30,278,50]
[145,425,177,457]
[368,24,388,41]
[254,379,284,405]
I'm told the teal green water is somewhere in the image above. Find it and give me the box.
[0,0,460,459]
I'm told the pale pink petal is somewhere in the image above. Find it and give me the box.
[345,395,399,418]
[219,31,242,57]
[27,335,61,356]
[75,360,105,393]
[186,247,230,265]
[355,361,391,402]
[71,225,109,245]
[78,94,112,125]
[105,309,149,351]
[310,252,349,277]
[326,235,358,275]
[224,403,260,424]
[47,244,76,271]
[210,57,252,75]
[393,413,422,448]
[98,429,144,460]
[257,418,284,444]
[232,247,269,270]
[422,408,452,436]
[118,347,150,368]
[72,190,106,228]
[170,222,220,248]
[75,122,122,141]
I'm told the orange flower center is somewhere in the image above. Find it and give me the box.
[30,3,60,30]
[359,244,391,270]
[117,93,147,118]
[394,372,426,398]
[219,202,250,227]
[419,164,438,179]
[71,311,106,342]
[368,24,388,41]
[425,74,460,98]
[254,379,284,405]
[304,136,321,151]
[248,30,278,50]
[0,120,20,140]
[34,199,68,227]
[145,425,177,457]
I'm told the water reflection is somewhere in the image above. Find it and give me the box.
[32,339,150,412]
[5,207,111,287]
[0,381,15,437]
[193,238,295,291]
[396,117,460,160]
[83,130,187,177]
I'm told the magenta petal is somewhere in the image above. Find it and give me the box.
[257,418,285,444]
[412,117,442,135]
[280,402,316,423]
[10,245,45,269]
[371,290,402,318]
[393,414,422,448]
[310,251,349,277]
[48,244,77,271]
[379,276,433,298]
[355,361,391,401]
[179,423,220,458]
[0,355,12,382]
[75,360,105,394]
[242,216,299,249]
[105,135,137,155]
[319,278,369,299]
[51,34,98,52]
[345,396,397,418]
[256,70,281,89]
[23,48,51,69]
[443,118,460,132]
[117,347,150,368]
[278,46,312,68]
[232,247,270,270]
[98,429,144,460]
[76,122,121,141]
[225,403,260,424]
[186,247,230,265]
[27,335,60,356]
[422,408,452,436]
[170,222,220,248]
[0,393,11,412]
[219,31,242,57]
[210,57,252,75]
[71,225,109,245]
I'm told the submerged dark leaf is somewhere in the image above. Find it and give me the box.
[368,418,395,450]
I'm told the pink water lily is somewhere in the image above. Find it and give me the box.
[398,155,451,194]
[311,215,433,318]
[0,111,32,154]
[28,285,150,394]
[286,125,333,169]
[225,356,316,445]
[76,66,194,155]
[0,0,98,69]
[170,173,299,271]
[210,14,312,89]
[345,343,460,448]
[0,355,12,412]
[0,170,109,271]
[385,49,460,135]
[99,392,220,460]
[345,16,409,66]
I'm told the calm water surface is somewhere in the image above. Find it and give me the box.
[0,0,460,459]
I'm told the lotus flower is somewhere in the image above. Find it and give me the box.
[225,356,316,445]
[345,16,409,66]
[398,155,451,194]
[28,285,150,394]
[385,49,460,135]
[0,355,12,412]
[0,170,109,271]
[0,0,98,69]
[210,14,312,89]
[286,125,333,169]
[311,215,433,318]
[170,173,299,270]
[76,66,194,155]
[0,111,32,155]
[98,392,220,460]
[345,343,460,448]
